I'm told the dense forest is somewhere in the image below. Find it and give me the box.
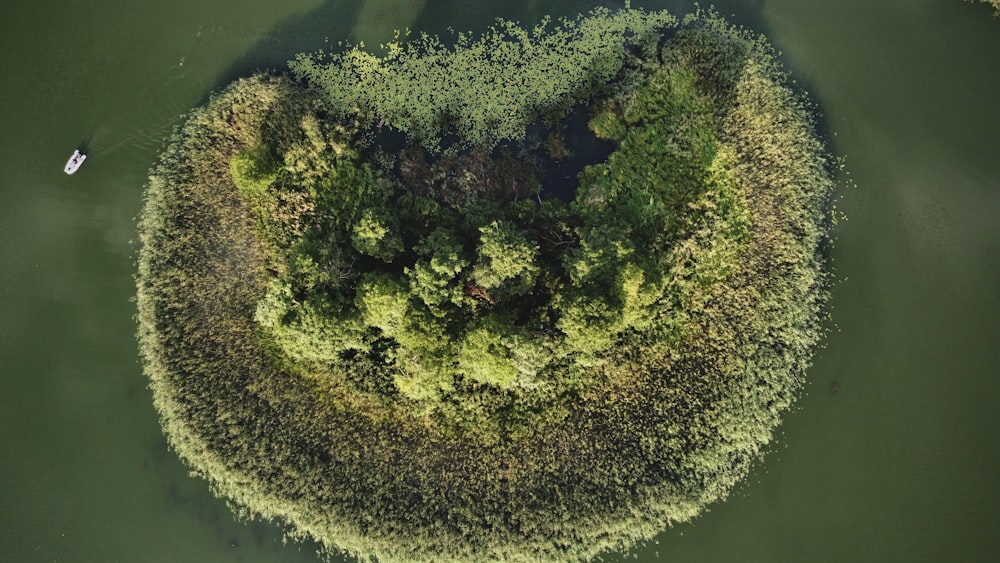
[137,8,834,562]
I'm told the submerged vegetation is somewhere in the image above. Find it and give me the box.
[137,7,834,562]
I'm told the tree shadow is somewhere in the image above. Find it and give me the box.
[213,0,363,90]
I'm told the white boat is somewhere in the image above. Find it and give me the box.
[64,150,86,174]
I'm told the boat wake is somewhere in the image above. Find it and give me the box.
[83,27,213,161]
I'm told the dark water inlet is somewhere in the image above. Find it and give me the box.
[535,106,617,203]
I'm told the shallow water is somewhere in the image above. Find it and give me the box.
[1,1,998,561]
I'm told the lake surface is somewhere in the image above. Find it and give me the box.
[1,1,998,561]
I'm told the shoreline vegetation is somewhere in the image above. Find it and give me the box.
[137,8,835,562]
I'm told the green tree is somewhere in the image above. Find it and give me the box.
[351,207,403,262]
[355,272,409,337]
[457,317,519,388]
[471,220,539,299]
[556,293,617,361]
[407,228,468,316]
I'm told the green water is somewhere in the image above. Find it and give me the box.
[1,1,998,561]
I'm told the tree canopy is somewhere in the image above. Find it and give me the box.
[137,7,835,562]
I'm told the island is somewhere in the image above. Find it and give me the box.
[136,8,835,562]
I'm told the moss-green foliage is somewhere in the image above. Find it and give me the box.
[471,220,539,297]
[290,6,677,152]
[137,8,835,563]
